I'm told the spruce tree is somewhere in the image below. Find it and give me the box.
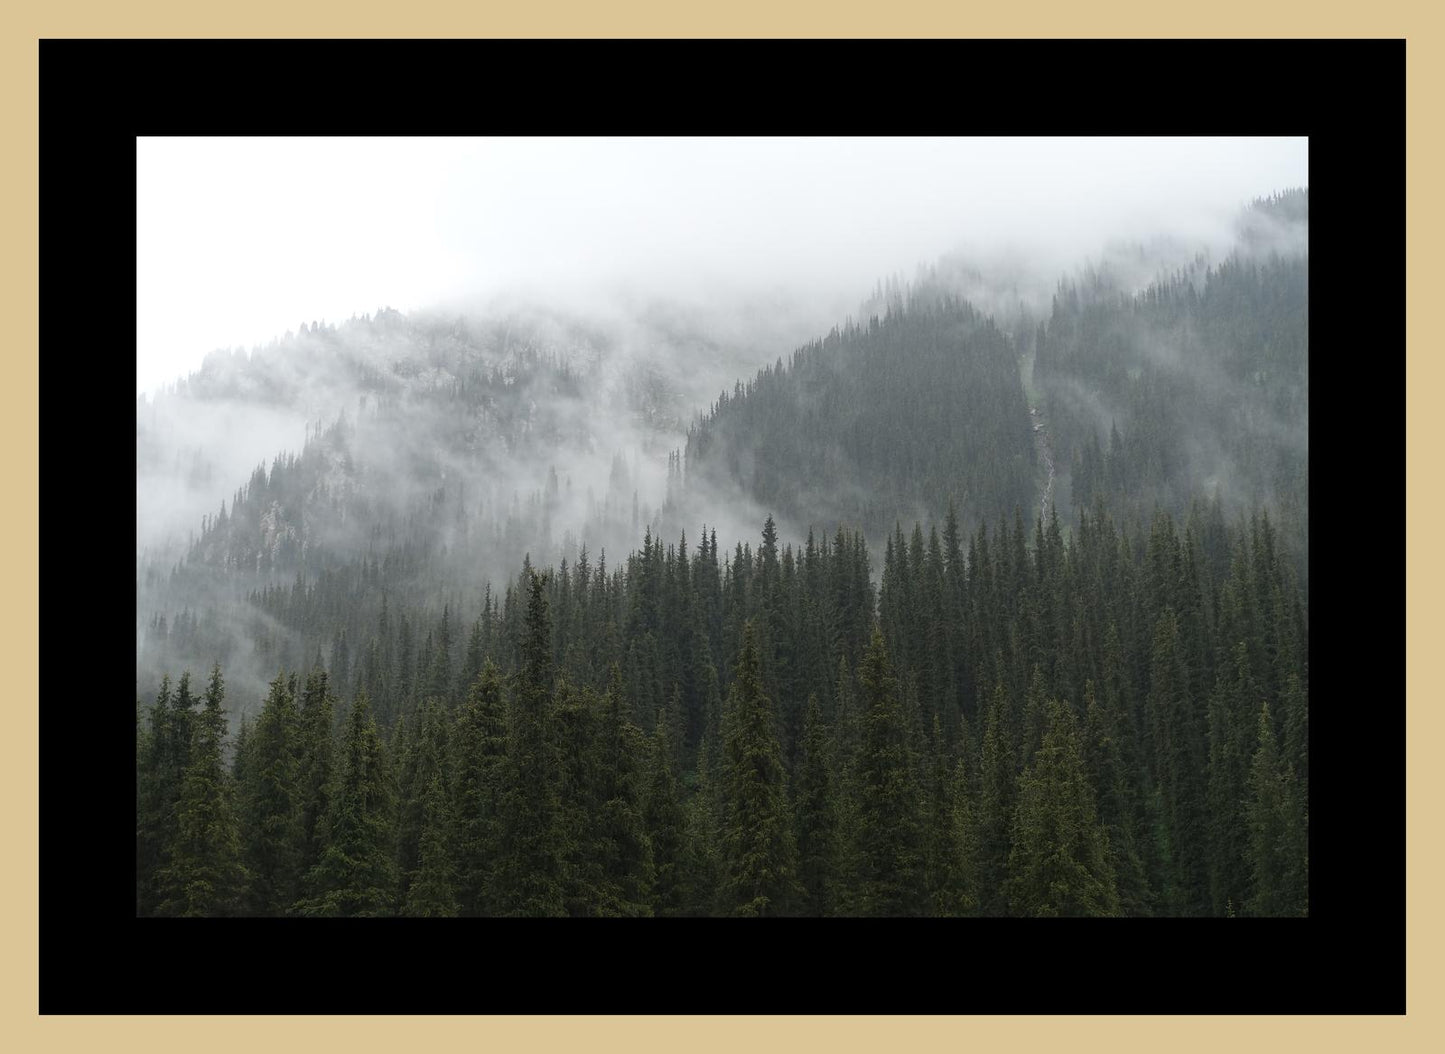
[595,668,655,916]
[294,668,336,884]
[295,690,397,916]
[404,773,459,916]
[720,622,801,916]
[683,709,724,916]
[554,680,608,915]
[923,714,967,916]
[972,682,1016,916]
[793,693,839,916]
[948,754,979,915]
[645,713,688,916]
[1083,681,1153,916]
[854,627,926,916]
[451,660,508,915]
[395,700,450,907]
[496,571,567,916]
[154,665,247,916]
[1006,699,1121,917]
[238,671,302,915]
[137,674,189,916]
[1245,701,1308,917]
[1205,643,1255,917]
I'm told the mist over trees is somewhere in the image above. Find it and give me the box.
[136,189,1308,917]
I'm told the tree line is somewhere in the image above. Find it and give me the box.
[138,499,1307,916]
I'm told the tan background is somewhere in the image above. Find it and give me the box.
[3,3,1431,1050]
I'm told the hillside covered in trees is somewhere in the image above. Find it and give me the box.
[136,190,1309,917]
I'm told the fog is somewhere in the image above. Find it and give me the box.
[138,137,1306,396]
[136,137,1307,713]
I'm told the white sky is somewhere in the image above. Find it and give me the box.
[136,136,1308,397]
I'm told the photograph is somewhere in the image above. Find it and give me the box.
[133,135,1310,920]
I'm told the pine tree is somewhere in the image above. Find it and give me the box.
[720,622,801,916]
[595,668,655,915]
[854,627,926,915]
[293,668,336,884]
[793,693,839,916]
[948,755,979,915]
[1146,609,1209,915]
[1006,699,1121,917]
[137,673,192,916]
[645,712,689,916]
[1205,643,1255,917]
[923,714,967,916]
[1083,682,1153,916]
[294,689,396,916]
[1245,701,1308,916]
[404,772,459,916]
[238,671,302,914]
[496,571,567,916]
[554,680,608,915]
[394,701,451,907]
[154,665,247,916]
[451,660,508,916]
[973,682,1016,916]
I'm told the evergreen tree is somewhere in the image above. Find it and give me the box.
[854,628,926,916]
[238,672,302,915]
[1083,682,1153,916]
[793,693,839,916]
[1245,701,1308,917]
[1205,643,1256,917]
[595,668,655,915]
[496,572,567,916]
[451,660,508,916]
[154,665,247,916]
[404,773,459,916]
[1006,699,1121,917]
[947,755,979,915]
[295,690,397,916]
[972,683,1016,916]
[293,668,336,884]
[645,712,689,916]
[137,673,192,916]
[923,714,967,916]
[720,622,801,916]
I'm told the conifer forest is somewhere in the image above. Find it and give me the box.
[135,146,1308,918]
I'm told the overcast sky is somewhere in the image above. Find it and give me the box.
[136,136,1308,397]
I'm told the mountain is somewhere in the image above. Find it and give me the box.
[135,191,1310,919]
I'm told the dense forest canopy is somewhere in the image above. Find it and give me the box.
[136,188,1308,917]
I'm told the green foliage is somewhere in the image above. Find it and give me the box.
[495,572,567,917]
[238,672,302,915]
[294,668,337,883]
[645,713,689,916]
[140,487,1306,918]
[451,660,508,916]
[294,690,397,917]
[395,700,451,907]
[154,665,247,916]
[720,623,801,916]
[1245,702,1308,917]
[972,683,1016,917]
[592,671,655,916]
[793,694,839,916]
[854,628,926,916]
[404,773,459,917]
[1006,699,1121,917]
[685,299,1035,542]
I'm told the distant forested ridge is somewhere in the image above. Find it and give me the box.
[137,190,1308,917]
[683,295,1036,544]
[1036,188,1309,579]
